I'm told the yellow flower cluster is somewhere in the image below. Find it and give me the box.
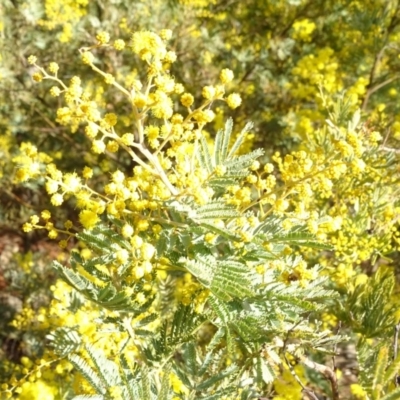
[291,19,317,42]
[13,142,52,183]
[291,47,342,100]
[8,278,157,396]
[36,0,88,42]
[22,31,241,246]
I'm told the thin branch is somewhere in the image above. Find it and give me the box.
[362,0,400,110]
[382,127,392,147]
[300,355,340,400]
[2,189,36,210]
[332,321,342,374]
[280,321,319,399]
[361,46,387,111]
[122,316,146,366]
[283,354,319,400]
[279,0,313,37]
[380,146,400,154]
[394,323,400,386]
[239,64,257,85]
[362,75,400,111]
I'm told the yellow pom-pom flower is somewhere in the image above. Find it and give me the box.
[79,210,100,230]
[220,68,234,84]
[226,93,242,109]
[96,31,110,45]
[180,93,194,107]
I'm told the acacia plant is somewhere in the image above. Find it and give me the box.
[2,27,400,400]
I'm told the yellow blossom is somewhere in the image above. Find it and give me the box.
[92,140,106,154]
[30,215,40,224]
[104,73,115,84]
[220,68,234,83]
[350,384,367,399]
[51,193,64,206]
[48,62,59,74]
[226,93,242,109]
[49,86,61,96]
[113,39,125,50]
[292,19,317,42]
[19,379,57,400]
[121,133,135,146]
[63,173,81,193]
[141,242,156,260]
[79,210,100,230]
[22,222,33,232]
[160,29,173,41]
[32,72,43,82]
[202,85,216,99]
[122,223,134,238]
[81,51,94,65]
[27,55,37,65]
[41,210,51,220]
[96,31,110,44]
[181,93,194,107]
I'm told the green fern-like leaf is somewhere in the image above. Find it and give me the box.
[381,387,400,400]
[47,327,81,357]
[197,222,240,241]
[170,304,206,343]
[190,201,240,221]
[383,351,400,387]
[119,354,140,400]
[199,135,214,174]
[343,267,397,338]
[85,345,121,387]
[180,256,214,287]
[224,148,264,172]
[227,121,254,159]
[78,225,130,252]
[255,355,275,385]
[173,362,194,390]
[214,118,233,165]
[211,260,255,301]
[196,364,238,391]
[182,256,254,301]
[140,365,152,400]
[53,260,91,291]
[69,354,106,395]
[157,363,172,400]
[200,388,237,400]
[372,346,389,398]
[208,296,232,324]
[261,224,333,251]
[183,342,198,377]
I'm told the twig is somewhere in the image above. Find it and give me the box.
[361,0,400,110]
[382,127,391,147]
[279,0,313,37]
[300,355,340,400]
[2,189,35,210]
[394,323,400,386]
[280,320,320,399]
[122,316,146,365]
[380,146,400,154]
[362,75,400,111]
[361,46,387,111]
[283,354,319,400]
[332,321,342,374]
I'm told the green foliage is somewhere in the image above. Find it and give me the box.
[338,267,397,338]
[2,1,400,400]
